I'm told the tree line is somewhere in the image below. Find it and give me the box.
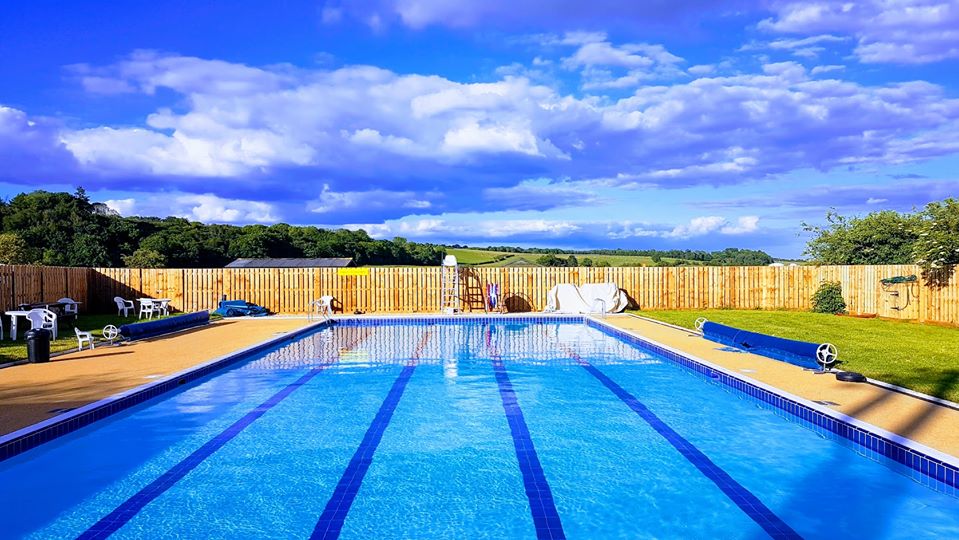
[0,189,446,267]
[803,198,959,274]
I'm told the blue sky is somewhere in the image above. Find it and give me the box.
[2,1,959,258]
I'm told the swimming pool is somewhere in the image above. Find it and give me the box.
[1,317,958,539]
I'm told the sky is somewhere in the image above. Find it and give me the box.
[2,1,959,258]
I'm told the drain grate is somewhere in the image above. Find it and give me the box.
[47,407,76,414]
[814,400,840,407]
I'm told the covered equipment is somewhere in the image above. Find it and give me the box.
[543,283,628,314]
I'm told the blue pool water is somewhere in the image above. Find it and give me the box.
[1,320,958,539]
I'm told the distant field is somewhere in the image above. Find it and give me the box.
[445,248,693,267]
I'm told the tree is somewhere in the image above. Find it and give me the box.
[913,198,959,277]
[803,210,920,264]
[122,248,168,268]
[536,254,566,267]
[0,232,33,264]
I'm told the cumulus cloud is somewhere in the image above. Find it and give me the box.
[349,214,763,245]
[0,106,78,179]
[698,180,959,212]
[664,216,759,238]
[323,0,751,30]
[761,1,959,64]
[103,193,277,223]
[741,34,849,58]
[3,44,959,226]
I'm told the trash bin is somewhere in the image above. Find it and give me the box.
[25,328,51,363]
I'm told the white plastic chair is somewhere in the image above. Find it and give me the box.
[75,327,94,350]
[138,299,156,320]
[156,299,170,317]
[310,295,334,320]
[26,309,58,340]
[114,297,134,317]
[58,297,79,317]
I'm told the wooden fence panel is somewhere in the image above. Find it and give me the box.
[61,264,958,326]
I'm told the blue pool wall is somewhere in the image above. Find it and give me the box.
[1,314,956,495]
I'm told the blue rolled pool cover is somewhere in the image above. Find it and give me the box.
[119,311,210,341]
[212,300,268,318]
[701,321,820,369]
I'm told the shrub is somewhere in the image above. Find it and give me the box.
[811,281,846,314]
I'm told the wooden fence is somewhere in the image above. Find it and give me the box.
[0,266,89,313]
[0,264,954,325]
[81,264,959,326]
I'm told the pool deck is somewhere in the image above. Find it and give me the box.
[0,318,310,437]
[604,314,959,459]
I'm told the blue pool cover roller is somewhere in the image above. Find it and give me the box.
[701,321,821,369]
[118,311,210,341]
[212,300,269,317]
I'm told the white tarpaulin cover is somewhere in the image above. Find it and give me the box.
[543,282,628,314]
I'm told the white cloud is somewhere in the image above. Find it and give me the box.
[309,185,439,214]
[810,64,846,75]
[666,215,760,238]
[666,216,727,238]
[347,218,582,239]
[101,193,277,223]
[761,1,959,64]
[721,215,760,234]
[104,198,137,215]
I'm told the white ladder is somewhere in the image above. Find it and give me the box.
[440,255,460,314]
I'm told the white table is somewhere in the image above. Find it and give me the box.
[5,310,32,340]
[138,298,172,319]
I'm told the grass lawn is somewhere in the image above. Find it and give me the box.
[631,309,959,403]
[0,314,158,362]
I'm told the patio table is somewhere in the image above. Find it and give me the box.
[5,310,33,340]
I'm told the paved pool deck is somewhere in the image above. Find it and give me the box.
[604,314,959,459]
[0,318,311,436]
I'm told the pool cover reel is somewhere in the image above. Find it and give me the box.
[699,321,836,370]
[118,311,210,341]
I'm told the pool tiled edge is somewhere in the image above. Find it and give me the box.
[0,320,330,463]
[586,317,959,495]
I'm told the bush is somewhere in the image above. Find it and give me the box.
[811,281,846,314]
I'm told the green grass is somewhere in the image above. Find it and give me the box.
[446,247,693,267]
[632,309,959,402]
[0,314,162,362]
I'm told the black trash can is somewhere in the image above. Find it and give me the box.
[25,328,51,363]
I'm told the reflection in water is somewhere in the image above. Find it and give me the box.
[241,322,660,371]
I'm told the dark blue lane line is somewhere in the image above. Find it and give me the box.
[572,354,802,540]
[77,368,327,539]
[488,348,566,540]
[311,329,433,540]
[77,330,373,540]
[310,364,415,540]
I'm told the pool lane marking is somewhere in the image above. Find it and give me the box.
[561,347,802,540]
[77,328,375,540]
[311,328,434,540]
[487,329,567,540]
